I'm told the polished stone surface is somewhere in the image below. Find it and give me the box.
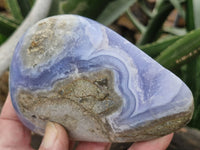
[10,15,194,142]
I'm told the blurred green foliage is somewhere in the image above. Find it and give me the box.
[1,0,200,129]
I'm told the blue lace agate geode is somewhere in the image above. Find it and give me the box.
[10,15,194,142]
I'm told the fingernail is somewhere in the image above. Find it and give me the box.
[41,122,58,148]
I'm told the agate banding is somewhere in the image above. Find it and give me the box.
[10,15,194,142]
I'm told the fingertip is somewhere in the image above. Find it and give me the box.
[128,133,174,150]
[39,122,69,150]
[54,122,69,148]
[167,133,174,140]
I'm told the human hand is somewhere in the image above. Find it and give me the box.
[0,95,173,150]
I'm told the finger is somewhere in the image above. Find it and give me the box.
[1,94,20,120]
[76,141,111,150]
[0,94,33,150]
[39,122,69,150]
[128,133,174,150]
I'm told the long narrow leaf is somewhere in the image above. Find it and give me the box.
[163,27,186,36]
[156,28,200,69]
[138,0,174,45]
[60,0,112,19]
[139,0,153,18]
[17,0,32,18]
[49,0,60,16]
[184,0,200,129]
[0,34,7,45]
[169,0,185,18]
[126,9,145,33]
[139,36,182,57]
[97,0,137,25]
[0,14,18,36]
[193,0,200,28]
[6,0,23,22]
[29,0,35,6]
[185,57,200,129]
[186,0,195,31]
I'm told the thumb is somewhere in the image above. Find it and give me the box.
[39,122,69,150]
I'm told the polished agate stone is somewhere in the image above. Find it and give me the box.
[10,15,194,142]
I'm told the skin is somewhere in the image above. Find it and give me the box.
[0,95,173,150]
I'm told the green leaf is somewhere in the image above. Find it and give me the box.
[169,0,185,18]
[17,0,32,18]
[6,0,23,22]
[49,0,60,16]
[139,36,182,57]
[60,0,113,19]
[139,0,153,18]
[193,0,200,28]
[30,0,35,6]
[186,0,195,31]
[156,28,200,69]
[97,0,137,25]
[0,34,7,45]
[185,56,200,129]
[126,9,145,33]
[138,0,174,45]
[184,0,200,130]
[152,0,163,14]
[0,14,18,36]
[186,0,200,29]
[163,27,186,36]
